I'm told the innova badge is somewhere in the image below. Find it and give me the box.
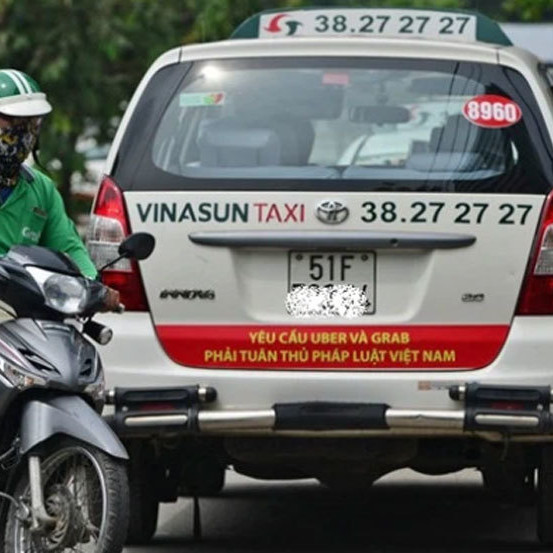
[316,200,349,225]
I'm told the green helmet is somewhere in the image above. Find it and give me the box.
[0,69,52,117]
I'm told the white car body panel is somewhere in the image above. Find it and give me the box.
[95,32,553,434]
[128,191,540,327]
[98,313,553,411]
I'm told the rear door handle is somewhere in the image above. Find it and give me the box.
[188,230,476,250]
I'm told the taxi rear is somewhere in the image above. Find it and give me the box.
[87,8,553,544]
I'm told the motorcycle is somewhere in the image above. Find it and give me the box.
[0,232,154,552]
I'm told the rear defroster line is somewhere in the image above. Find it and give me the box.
[105,383,553,441]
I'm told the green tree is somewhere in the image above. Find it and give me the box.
[0,0,301,213]
[502,0,553,21]
[0,0,193,211]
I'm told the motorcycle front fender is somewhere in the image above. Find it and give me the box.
[19,395,128,460]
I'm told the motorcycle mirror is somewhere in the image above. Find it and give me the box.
[118,233,155,261]
[98,233,155,273]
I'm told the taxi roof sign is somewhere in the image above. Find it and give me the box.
[231,7,512,46]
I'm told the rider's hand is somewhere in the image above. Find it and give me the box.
[101,287,121,312]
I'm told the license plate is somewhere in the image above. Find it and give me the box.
[288,251,376,315]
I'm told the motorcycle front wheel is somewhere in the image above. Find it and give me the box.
[4,439,129,553]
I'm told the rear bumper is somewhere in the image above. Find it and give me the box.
[97,313,553,434]
[105,383,553,442]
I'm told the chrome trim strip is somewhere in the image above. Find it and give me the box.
[474,414,540,428]
[121,407,549,437]
[198,410,276,431]
[124,414,189,427]
[386,409,465,429]
[189,230,476,250]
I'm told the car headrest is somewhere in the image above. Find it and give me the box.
[262,115,315,165]
[198,118,281,167]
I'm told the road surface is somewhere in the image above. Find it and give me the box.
[125,468,538,553]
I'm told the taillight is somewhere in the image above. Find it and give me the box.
[86,176,149,311]
[517,191,553,315]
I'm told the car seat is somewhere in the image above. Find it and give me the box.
[421,114,509,171]
[198,117,281,167]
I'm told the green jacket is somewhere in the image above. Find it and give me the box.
[0,166,97,278]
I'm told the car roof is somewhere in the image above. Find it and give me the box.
[177,36,501,65]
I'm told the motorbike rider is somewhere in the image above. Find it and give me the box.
[0,68,119,310]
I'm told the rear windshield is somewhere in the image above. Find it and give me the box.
[114,57,553,193]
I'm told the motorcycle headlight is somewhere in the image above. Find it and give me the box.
[27,268,89,315]
[43,274,88,314]
[0,358,46,390]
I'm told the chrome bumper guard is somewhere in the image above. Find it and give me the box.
[104,383,553,441]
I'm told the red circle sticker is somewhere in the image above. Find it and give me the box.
[462,95,522,128]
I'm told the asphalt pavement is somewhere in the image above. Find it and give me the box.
[125,469,541,553]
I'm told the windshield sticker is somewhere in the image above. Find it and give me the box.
[462,95,521,128]
[322,72,350,86]
[179,92,225,108]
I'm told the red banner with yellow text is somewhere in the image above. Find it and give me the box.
[155,325,509,371]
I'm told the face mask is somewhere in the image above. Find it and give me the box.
[0,117,41,185]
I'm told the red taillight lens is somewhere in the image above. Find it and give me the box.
[92,175,130,233]
[100,267,148,312]
[517,191,553,315]
[86,176,149,312]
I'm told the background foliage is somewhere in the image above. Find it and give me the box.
[0,0,548,215]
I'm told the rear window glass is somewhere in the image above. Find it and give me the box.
[115,57,553,193]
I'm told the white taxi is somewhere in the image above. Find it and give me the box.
[87,7,553,545]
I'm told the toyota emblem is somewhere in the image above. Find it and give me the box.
[315,200,349,225]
